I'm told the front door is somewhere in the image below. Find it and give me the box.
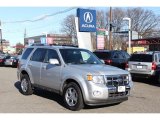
[40,49,62,91]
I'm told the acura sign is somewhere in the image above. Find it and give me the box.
[77,8,96,32]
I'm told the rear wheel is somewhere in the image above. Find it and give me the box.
[63,82,84,111]
[157,75,160,84]
[20,74,33,95]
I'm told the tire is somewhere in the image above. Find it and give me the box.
[157,75,160,84]
[63,82,84,111]
[20,74,33,95]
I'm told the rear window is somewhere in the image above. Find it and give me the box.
[130,54,153,62]
[93,52,111,59]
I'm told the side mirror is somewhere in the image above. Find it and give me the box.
[49,59,60,65]
[100,60,105,64]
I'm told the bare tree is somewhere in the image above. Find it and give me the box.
[126,7,159,38]
[104,7,160,50]
[105,8,126,50]
[96,10,106,28]
[61,14,77,44]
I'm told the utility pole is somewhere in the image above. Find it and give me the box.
[109,7,112,50]
[0,20,3,52]
[24,28,26,46]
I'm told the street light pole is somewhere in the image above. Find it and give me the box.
[123,17,131,54]
[109,7,112,50]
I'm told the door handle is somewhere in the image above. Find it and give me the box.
[28,64,32,67]
[42,66,46,70]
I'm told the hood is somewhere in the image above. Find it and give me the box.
[68,64,129,75]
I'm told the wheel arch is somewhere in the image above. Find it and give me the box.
[61,79,84,99]
[20,70,33,84]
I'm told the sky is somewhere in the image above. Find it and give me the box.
[0,0,160,120]
[0,7,160,46]
[0,0,160,47]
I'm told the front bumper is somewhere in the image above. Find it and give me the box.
[84,81,131,106]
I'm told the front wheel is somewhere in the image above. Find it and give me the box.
[63,82,84,111]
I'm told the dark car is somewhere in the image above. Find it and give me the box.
[4,56,18,67]
[0,55,10,66]
[93,50,130,69]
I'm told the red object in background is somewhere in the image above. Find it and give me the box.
[152,62,157,70]
[104,59,112,65]
[125,62,129,69]
[138,40,147,45]
[0,59,4,63]
[46,37,54,45]
[12,45,25,48]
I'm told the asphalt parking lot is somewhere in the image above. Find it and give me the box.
[0,67,160,113]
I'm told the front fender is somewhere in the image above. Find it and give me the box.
[60,74,89,102]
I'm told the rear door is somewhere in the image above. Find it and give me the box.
[28,48,47,84]
[129,54,153,72]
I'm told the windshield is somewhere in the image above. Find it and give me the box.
[60,49,102,65]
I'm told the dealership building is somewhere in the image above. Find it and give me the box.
[131,37,160,51]
[24,34,73,46]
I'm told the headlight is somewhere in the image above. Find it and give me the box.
[87,75,105,85]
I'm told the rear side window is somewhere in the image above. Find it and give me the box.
[130,54,152,62]
[112,52,124,59]
[31,48,47,62]
[122,51,130,59]
[21,48,34,60]
[94,52,111,59]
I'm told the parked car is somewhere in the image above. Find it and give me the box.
[93,50,130,69]
[126,51,160,83]
[0,55,10,66]
[4,56,18,67]
[17,46,133,111]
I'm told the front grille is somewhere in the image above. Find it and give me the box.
[106,75,129,87]
[109,91,129,98]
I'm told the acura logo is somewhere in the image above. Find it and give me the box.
[83,12,93,23]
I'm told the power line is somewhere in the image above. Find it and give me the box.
[2,7,77,24]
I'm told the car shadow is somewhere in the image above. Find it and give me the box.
[132,77,160,87]
[14,81,123,110]
[84,103,121,110]
[14,81,65,108]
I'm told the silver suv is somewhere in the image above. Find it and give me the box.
[17,46,133,111]
[126,51,160,83]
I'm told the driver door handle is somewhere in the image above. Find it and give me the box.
[42,66,46,70]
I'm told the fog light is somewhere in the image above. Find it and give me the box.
[93,91,101,96]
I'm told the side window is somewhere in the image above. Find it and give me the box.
[158,54,160,62]
[21,48,34,60]
[113,52,119,59]
[155,54,158,62]
[31,48,46,62]
[81,51,90,61]
[5,56,10,59]
[122,51,130,59]
[45,49,60,63]
[118,52,125,59]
